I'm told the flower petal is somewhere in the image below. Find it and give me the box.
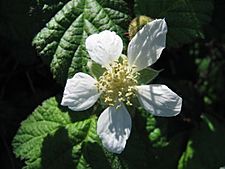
[136,84,182,117]
[127,19,167,71]
[61,72,100,111]
[85,30,123,67]
[97,103,131,154]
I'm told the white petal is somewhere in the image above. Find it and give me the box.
[85,30,123,67]
[136,84,182,117]
[128,19,167,71]
[61,72,100,111]
[97,103,131,154]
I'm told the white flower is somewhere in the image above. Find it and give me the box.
[61,19,182,154]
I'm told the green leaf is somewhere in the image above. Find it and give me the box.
[88,61,106,79]
[138,68,161,84]
[12,97,160,169]
[12,97,106,169]
[178,114,225,169]
[33,0,131,85]
[134,0,214,47]
[144,109,169,148]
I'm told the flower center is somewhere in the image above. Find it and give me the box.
[96,57,139,107]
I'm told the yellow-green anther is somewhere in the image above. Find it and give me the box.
[96,57,139,106]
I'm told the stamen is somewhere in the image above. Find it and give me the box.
[96,57,139,106]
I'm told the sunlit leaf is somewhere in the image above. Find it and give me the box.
[12,97,100,169]
[33,0,130,85]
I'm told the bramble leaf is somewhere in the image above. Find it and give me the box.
[33,0,130,85]
[12,97,156,169]
[12,97,100,169]
[88,61,106,79]
[138,68,161,85]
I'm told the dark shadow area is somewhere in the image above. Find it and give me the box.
[41,127,74,169]
[120,126,150,169]
[0,41,60,169]
[83,142,112,169]
[0,0,62,168]
[0,37,61,169]
[189,115,225,168]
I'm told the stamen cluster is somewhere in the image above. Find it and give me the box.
[97,57,139,106]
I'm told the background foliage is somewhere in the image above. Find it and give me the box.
[0,0,225,168]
